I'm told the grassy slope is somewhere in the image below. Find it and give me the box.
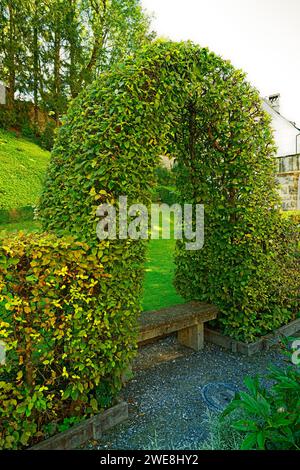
[0,128,50,209]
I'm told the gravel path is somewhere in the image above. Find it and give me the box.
[85,335,287,450]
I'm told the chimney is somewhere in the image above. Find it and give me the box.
[268,93,280,113]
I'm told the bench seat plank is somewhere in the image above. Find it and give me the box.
[138,301,218,350]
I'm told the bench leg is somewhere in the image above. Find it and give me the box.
[178,323,204,351]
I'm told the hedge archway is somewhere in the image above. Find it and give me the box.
[40,41,298,345]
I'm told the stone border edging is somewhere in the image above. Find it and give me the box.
[204,318,300,356]
[29,400,128,450]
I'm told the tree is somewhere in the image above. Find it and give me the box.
[0,0,153,125]
[64,0,154,96]
[0,0,28,107]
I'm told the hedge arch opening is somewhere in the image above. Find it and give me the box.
[40,41,298,345]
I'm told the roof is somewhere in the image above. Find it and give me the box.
[262,98,300,131]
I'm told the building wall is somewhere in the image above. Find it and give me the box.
[262,101,300,157]
[276,154,300,210]
[262,101,300,210]
[277,173,300,211]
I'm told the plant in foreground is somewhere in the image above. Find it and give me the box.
[199,410,244,450]
[222,360,300,450]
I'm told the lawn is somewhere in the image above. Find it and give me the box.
[0,128,50,209]
[143,235,184,311]
[0,219,184,312]
[0,220,41,236]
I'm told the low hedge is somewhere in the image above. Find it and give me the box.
[0,206,35,225]
[0,232,136,449]
[151,185,179,205]
[281,210,300,226]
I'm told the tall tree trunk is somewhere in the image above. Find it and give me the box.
[76,0,108,92]
[33,0,39,126]
[68,0,77,98]
[7,2,15,109]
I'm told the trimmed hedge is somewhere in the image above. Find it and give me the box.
[0,206,35,225]
[0,232,137,449]
[152,185,178,206]
[281,210,300,226]
[39,40,299,343]
[0,103,56,151]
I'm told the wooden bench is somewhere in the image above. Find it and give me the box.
[138,301,218,351]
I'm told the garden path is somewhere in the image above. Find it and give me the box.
[85,336,288,450]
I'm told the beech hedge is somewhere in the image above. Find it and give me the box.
[39,40,299,342]
[0,232,138,449]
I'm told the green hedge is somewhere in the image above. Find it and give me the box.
[0,104,56,151]
[151,185,178,205]
[39,40,299,344]
[0,232,137,449]
[281,210,300,226]
[0,206,35,225]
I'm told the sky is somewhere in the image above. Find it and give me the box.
[141,0,300,127]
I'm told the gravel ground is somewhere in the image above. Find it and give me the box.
[85,335,288,450]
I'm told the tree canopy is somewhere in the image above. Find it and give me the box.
[0,0,153,122]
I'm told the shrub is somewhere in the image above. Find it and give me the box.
[39,40,298,344]
[152,185,178,205]
[0,105,16,129]
[281,210,300,226]
[151,167,178,204]
[39,121,56,151]
[0,206,35,225]
[222,358,300,449]
[155,166,175,187]
[21,122,38,141]
[0,101,32,130]
[0,232,137,449]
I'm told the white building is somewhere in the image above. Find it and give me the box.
[263,94,300,211]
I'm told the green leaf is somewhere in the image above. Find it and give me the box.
[90,398,98,412]
[232,420,258,432]
[240,433,257,450]
[256,430,266,450]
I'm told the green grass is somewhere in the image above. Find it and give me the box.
[0,128,50,209]
[199,410,244,450]
[143,236,184,311]
[0,220,40,238]
[142,212,184,311]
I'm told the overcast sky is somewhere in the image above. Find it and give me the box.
[141,0,300,127]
